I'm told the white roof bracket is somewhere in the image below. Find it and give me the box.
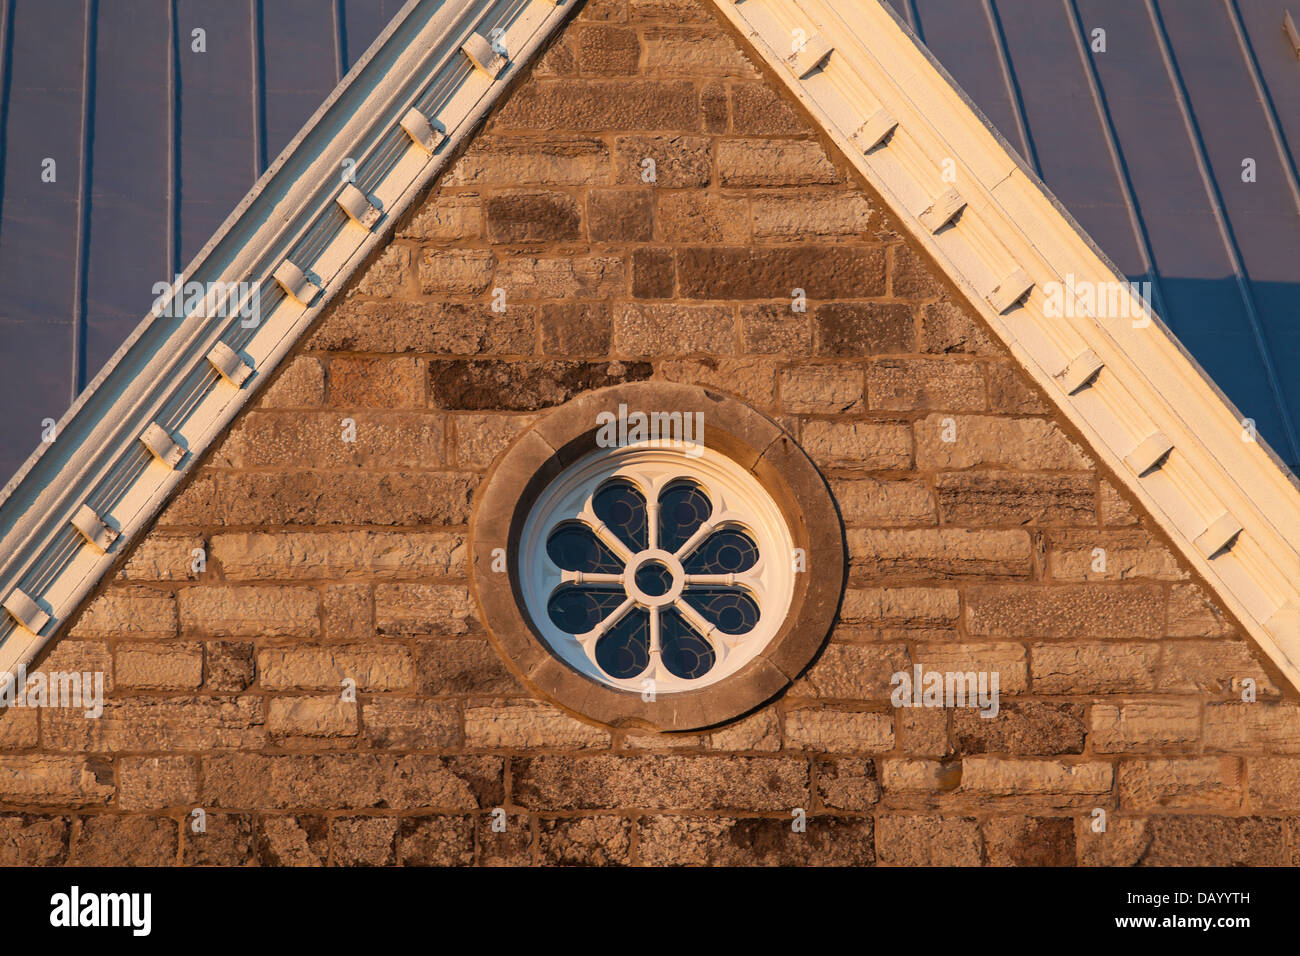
[1057,349,1104,395]
[917,187,967,232]
[205,341,254,388]
[70,504,119,553]
[336,183,383,230]
[273,260,320,306]
[3,588,49,635]
[400,108,447,153]
[462,32,508,77]
[851,108,898,152]
[1125,432,1174,476]
[787,33,834,77]
[986,268,1033,314]
[1194,513,1243,558]
[139,422,185,469]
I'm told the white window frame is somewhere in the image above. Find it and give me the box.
[518,444,796,693]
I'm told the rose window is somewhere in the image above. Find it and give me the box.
[518,445,796,692]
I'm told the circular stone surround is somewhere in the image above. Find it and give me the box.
[470,382,845,732]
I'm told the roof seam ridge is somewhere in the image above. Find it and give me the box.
[1059,0,1169,325]
[1143,0,1300,463]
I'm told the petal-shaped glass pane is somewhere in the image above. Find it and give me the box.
[661,608,716,680]
[658,481,712,555]
[595,607,650,679]
[547,586,625,634]
[682,527,759,574]
[592,479,647,553]
[682,587,760,635]
[546,522,624,573]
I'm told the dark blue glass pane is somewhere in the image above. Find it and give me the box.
[683,528,759,574]
[634,560,673,597]
[595,608,650,679]
[658,481,712,554]
[592,480,648,553]
[547,586,625,634]
[661,608,716,680]
[546,522,623,573]
[683,587,760,636]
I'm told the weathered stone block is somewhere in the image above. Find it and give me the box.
[782,708,894,753]
[267,696,358,739]
[779,365,863,414]
[538,816,631,866]
[362,699,462,749]
[613,303,733,356]
[717,140,840,187]
[1030,642,1161,695]
[119,756,199,811]
[1090,701,1202,753]
[915,414,1090,471]
[677,246,885,300]
[802,421,912,471]
[485,191,583,243]
[258,645,412,692]
[966,584,1163,637]
[1117,757,1242,810]
[850,528,1032,579]
[876,815,980,866]
[115,642,203,691]
[465,700,609,750]
[211,531,464,580]
[74,816,176,866]
[951,702,1086,755]
[866,359,985,412]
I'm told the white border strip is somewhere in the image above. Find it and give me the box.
[712,0,1300,689]
[0,0,574,683]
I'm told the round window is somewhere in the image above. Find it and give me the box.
[471,382,844,732]
[518,444,796,693]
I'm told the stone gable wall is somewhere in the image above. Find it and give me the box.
[1,0,1295,867]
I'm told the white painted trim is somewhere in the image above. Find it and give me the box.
[0,0,575,686]
[711,0,1300,690]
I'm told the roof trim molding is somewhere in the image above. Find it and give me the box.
[0,0,575,683]
[711,0,1300,689]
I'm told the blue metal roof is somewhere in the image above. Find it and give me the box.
[0,0,402,483]
[887,0,1300,471]
[0,0,1297,486]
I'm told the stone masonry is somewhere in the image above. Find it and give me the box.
[0,0,1295,866]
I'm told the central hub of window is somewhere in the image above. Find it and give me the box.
[517,444,796,693]
[629,554,680,603]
